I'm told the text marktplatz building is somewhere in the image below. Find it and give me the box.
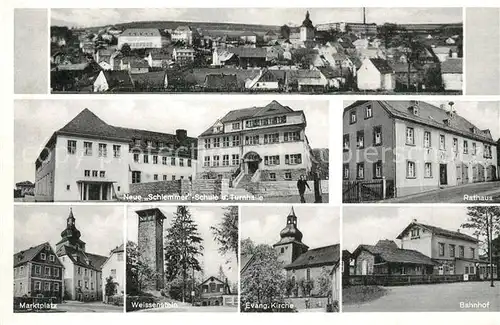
[343,100,498,198]
[197,101,313,182]
[136,208,166,291]
[34,109,197,201]
[56,209,107,301]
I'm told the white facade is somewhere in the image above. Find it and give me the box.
[357,59,395,91]
[101,248,125,299]
[442,73,463,91]
[117,34,166,49]
[171,27,193,45]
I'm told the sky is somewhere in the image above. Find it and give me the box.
[14,205,124,257]
[240,205,340,250]
[343,100,500,140]
[342,206,478,253]
[14,99,328,184]
[127,205,238,284]
[51,8,463,28]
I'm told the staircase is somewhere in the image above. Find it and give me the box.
[236,174,253,189]
[228,174,254,198]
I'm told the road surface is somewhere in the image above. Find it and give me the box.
[343,281,500,312]
[382,181,500,203]
[138,305,238,312]
[55,301,123,313]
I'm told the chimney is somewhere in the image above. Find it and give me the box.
[412,218,417,223]
[176,129,187,142]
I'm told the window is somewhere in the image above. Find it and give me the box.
[343,164,349,180]
[284,131,300,142]
[373,126,382,145]
[472,143,477,155]
[113,145,121,158]
[154,174,158,181]
[44,266,50,276]
[187,159,192,167]
[269,173,276,180]
[365,105,372,119]
[132,171,141,184]
[463,141,468,154]
[133,153,139,162]
[470,248,475,259]
[204,156,210,167]
[84,269,88,276]
[424,162,432,178]
[406,127,414,145]
[424,131,431,148]
[67,140,76,154]
[213,138,220,148]
[54,283,59,291]
[35,265,41,274]
[34,281,41,291]
[484,144,492,158]
[84,142,92,156]
[350,110,357,124]
[264,133,279,144]
[265,155,280,166]
[232,122,240,130]
[459,245,465,258]
[285,154,302,165]
[20,266,24,275]
[439,134,445,150]
[245,135,259,145]
[222,155,229,166]
[411,228,420,238]
[222,136,230,147]
[92,170,98,177]
[163,175,167,181]
[44,282,51,291]
[98,143,107,157]
[356,163,364,179]
[285,172,292,180]
[133,139,141,147]
[54,268,59,277]
[84,170,90,177]
[213,155,220,167]
[453,138,458,153]
[449,244,456,258]
[91,282,94,290]
[171,157,176,165]
[172,175,176,181]
[438,243,445,256]
[78,280,82,287]
[153,155,158,164]
[178,158,184,167]
[41,253,46,260]
[85,281,88,289]
[407,161,416,178]
[343,134,350,151]
[143,154,149,164]
[204,139,211,149]
[146,140,152,147]
[99,171,105,178]
[233,135,240,146]
[162,156,167,165]
[373,161,382,179]
[231,154,239,166]
[356,131,364,148]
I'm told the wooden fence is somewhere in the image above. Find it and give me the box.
[342,179,394,203]
[344,274,476,287]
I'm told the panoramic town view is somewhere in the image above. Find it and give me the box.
[342,206,499,312]
[50,8,463,94]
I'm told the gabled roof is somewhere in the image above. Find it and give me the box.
[113,126,197,149]
[200,276,226,286]
[130,71,168,88]
[353,244,435,266]
[441,58,462,74]
[121,28,162,37]
[396,221,479,243]
[285,244,340,269]
[16,180,34,186]
[57,245,102,271]
[86,252,108,270]
[101,70,135,90]
[368,58,394,74]
[14,242,51,267]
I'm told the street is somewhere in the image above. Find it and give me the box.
[343,281,500,312]
[55,300,123,313]
[138,305,238,312]
[382,181,500,203]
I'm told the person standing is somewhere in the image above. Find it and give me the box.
[296,175,311,203]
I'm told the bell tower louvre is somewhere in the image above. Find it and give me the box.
[56,207,86,253]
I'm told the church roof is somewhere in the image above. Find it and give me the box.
[301,11,314,28]
[285,244,340,269]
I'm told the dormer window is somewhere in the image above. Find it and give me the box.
[470,127,476,134]
[410,228,420,238]
[40,253,46,260]
[133,139,141,146]
[443,119,450,126]
[412,106,419,116]
[146,140,152,147]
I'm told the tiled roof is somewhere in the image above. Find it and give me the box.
[369,58,394,74]
[130,71,167,87]
[16,180,34,186]
[86,252,108,270]
[318,66,350,79]
[57,245,102,271]
[397,221,478,243]
[285,244,340,269]
[101,70,135,90]
[14,242,50,267]
[357,244,436,265]
[441,58,462,74]
[121,28,162,37]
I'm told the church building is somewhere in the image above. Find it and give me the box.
[300,11,315,42]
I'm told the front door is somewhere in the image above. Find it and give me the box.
[248,161,259,174]
[439,164,448,185]
[88,184,101,200]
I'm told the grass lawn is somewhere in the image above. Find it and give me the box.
[342,285,387,305]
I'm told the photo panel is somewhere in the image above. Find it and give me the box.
[240,205,341,312]
[125,205,238,312]
[13,205,125,313]
[342,205,499,312]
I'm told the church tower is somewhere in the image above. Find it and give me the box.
[137,208,166,291]
[56,207,86,253]
[273,207,309,266]
[300,11,315,42]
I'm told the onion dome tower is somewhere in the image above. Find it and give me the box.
[273,207,309,266]
[56,208,86,252]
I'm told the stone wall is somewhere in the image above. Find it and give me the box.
[285,296,329,310]
[260,169,306,182]
[129,180,182,197]
[245,180,329,197]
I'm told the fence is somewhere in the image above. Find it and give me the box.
[342,179,394,203]
[344,274,474,287]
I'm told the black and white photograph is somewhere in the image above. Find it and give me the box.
[342,100,500,203]
[13,205,125,313]
[50,7,462,94]
[125,205,238,312]
[342,206,499,312]
[14,99,329,203]
[240,205,342,312]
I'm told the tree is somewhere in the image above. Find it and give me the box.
[280,24,291,39]
[211,206,239,263]
[316,267,332,297]
[164,206,204,302]
[399,29,424,90]
[240,239,286,310]
[126,241,160,295]
[121,43,131,56]
[378,23,399,48]
[105,276,117,302]
[462,206,500,287]
[423,65,443,91]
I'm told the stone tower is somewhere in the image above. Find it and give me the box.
[273,207,309,266]
[137,208,166,291]
[56,207,86,253]
[300,11,315,42]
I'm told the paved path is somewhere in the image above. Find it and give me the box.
[138,305,238,312]
[343,281,500,312]
[56,301,123,313]
[382,181,500,203]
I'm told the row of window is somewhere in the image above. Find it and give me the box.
[245,115,287,128]
[133,154,192,167]
[203,131,301,149]
[77,266,95,277]
[269,172,294,180]
[263,154,302,166]
[131,171,187,183]
[349,105,373,124]
[33,265,60,277]
[204,154,240,167]
[84,170,106,178]
[343,127,382,150]
[438,242,475,259]
[343,161,384,180]
[68,140,121,158]
[33,281,60,292]
[77,279,95,290]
